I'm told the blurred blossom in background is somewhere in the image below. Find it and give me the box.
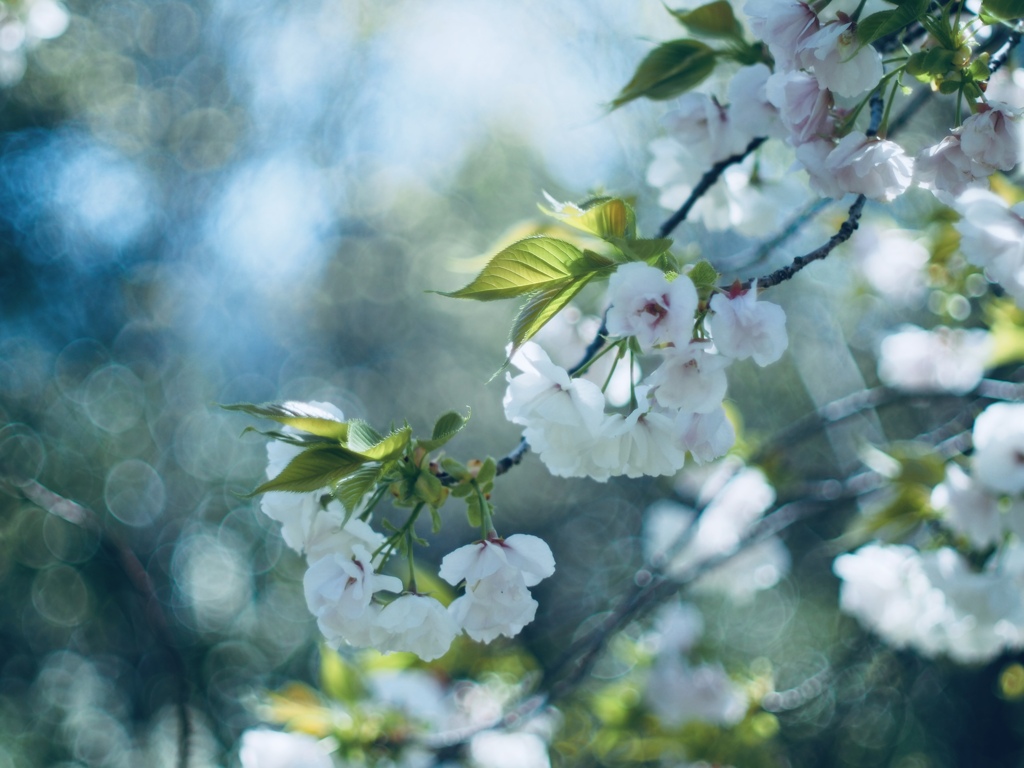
[0,0,1015,766]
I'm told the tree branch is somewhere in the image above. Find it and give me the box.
[656,136,767,239]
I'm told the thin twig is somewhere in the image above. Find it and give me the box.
[656,136,767,239]
[740,195,867,291]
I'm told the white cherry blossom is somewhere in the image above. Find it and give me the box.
[800,21,883,97]
[955,189,1024,303]
[440,534,555,588]
[448,567,539,643]
[825,132,914,202]
[959,102,1023,172]
[594,406,688,479]
[648,343,729,413]
[503,342,606,432]
[915,135,990,204]
[239,729,334,768]
[708,286,788,366]
[606,263,697,351]
[375,594,458,661]
[727,63,785,140]
[765,70,834,146]
[877,325,991,394]
[743,0,820,71]
[932,463,1003,550]
[303,544,403,626]
[972,402,1024,495]
[675,407,736,465]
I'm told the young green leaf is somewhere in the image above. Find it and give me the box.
[346,420,384,452]
[668,1,744,40]
[612,39,717,108]
[510,274,598,352]
[335,463,385,514]
[352,426,412,462]
[539,197,630,239]
[856,0,928,47]
[982,0,1024,20]
[619,238,675,262]
[687,260,720,291]
[250,446,367,495]
[222,402,348,440]
[441,236,588,301]
[417,409,471,451]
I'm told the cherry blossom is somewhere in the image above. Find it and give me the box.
[959,102,1023,172]
[799,21,883,97]
[915,135,990,203]
[765,70,835,146]
[743,0,819,71]
[971,402,1024,495]
[825,132,914,202]
[675,407,736,465]
[708,286,788,366]
[605,262,697,350]
[877,325,991,394]
[375,594,459,661]
[440,534,556,588]
[238,729,334,768]
[931,463,1003,550]
[647,343,729,413]
[448,567,539,643]
[303,544,403,628]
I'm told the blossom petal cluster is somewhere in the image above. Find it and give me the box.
[254,401,555,661]
[955,190,1024,305]
[505,264,788,481]
[877,325,992,395]
[837,403,1024,663]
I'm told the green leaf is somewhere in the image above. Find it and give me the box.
[418,409,471,451]
[619,238,674,262]
[466,493,483,528]
[441,236,588,301]
[352,426,412,462]
[611,39,717,108]
[982,0,1024,20]
[251,446,366,495]
[223,402,348,440]
[335,463,384,514]
[346,420,384,452]
[539,197,631,239]
[476,457,497,489]
[856,0,928,47]
[687,260,719,290]
[510,274,598,352]
[668,1,744,40]
[440,457,472,481]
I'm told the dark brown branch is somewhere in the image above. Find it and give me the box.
[656,136,767,239]
[740,194,866,291]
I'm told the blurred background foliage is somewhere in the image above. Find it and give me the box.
[3,0,1024,766]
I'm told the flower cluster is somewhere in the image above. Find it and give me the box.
[836,403,1024,662]
[504,263,788,481]
[256,401,555,661]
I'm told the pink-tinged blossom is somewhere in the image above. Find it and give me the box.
[648,343,729,413]
[303,544,403,625]
[440,534,555,588]
[796,138,844,198]
[239,729,334,768]
[503,342,606,432]
[708,287,788,366]
[915,135,990,204]
[375,594,458,661]
[971,402,1024,495]
[959,102,1024,172]
[606,263,697,350]
[448,568,539,643]
[743,0,820,71]
[765,70,834,146]
[594,407,688,479]
[727,64,785,140]
[932,463,1003,551]
[877,325,991,395]
[825,132,914,202]
[675,407,735,465]
[800,21,883,97]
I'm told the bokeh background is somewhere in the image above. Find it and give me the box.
[3,0,1024,766]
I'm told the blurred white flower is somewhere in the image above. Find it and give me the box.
[743,0,820,71]
[915,135,990,204]
[238,729,333,768]
[932,463,1003,550]
[652,601,705,655]
[661,93,750,165]
[955,189,1024,304]
[972,402,1024,495]
[708,286,788,366]
[853,226,929,304]
[877,325,991,394]
[470,731,550,768]
[645,655,747,727]
[727,63,785,140]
